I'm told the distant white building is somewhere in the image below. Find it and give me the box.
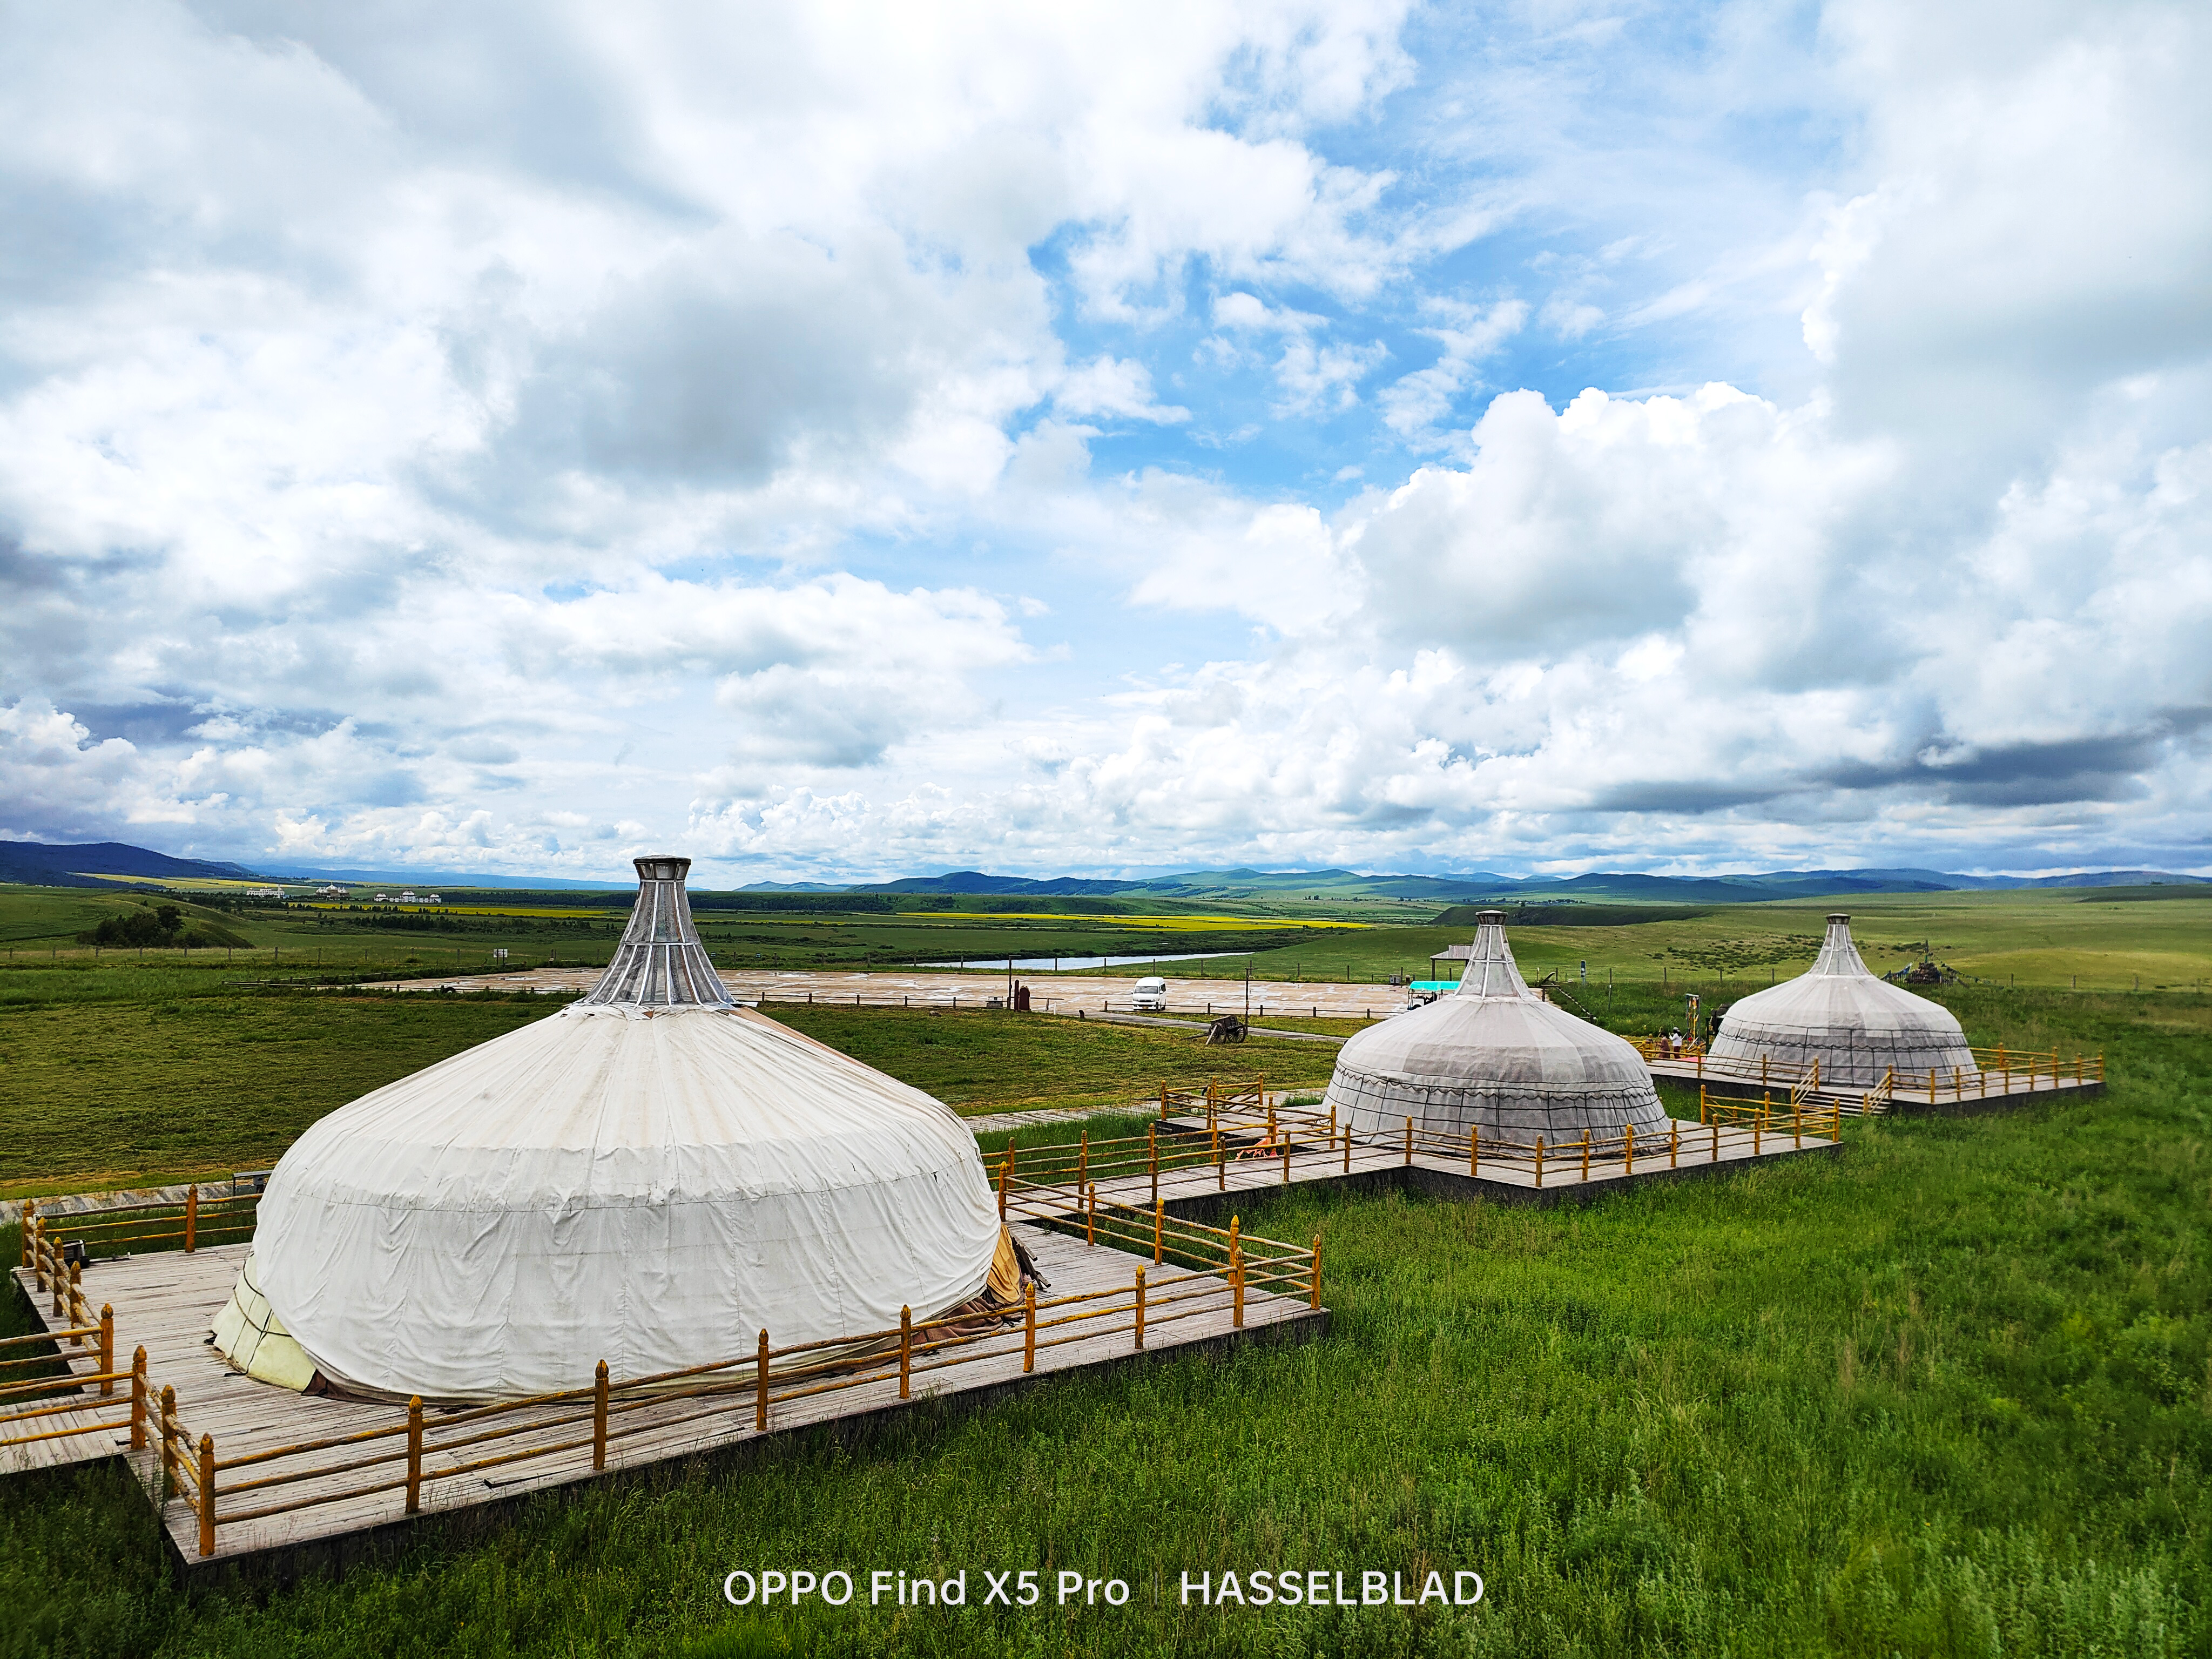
[422,893,442,905]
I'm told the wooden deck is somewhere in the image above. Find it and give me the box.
[6,1224,1321,1579]
[1026,1114,1841,1226]
[1645,1058,2106,1114]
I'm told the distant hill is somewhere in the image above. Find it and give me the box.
[859,870,1147,896]
[0,839,259,889]
[1433,902,1709,928]
[840,864,2210,904]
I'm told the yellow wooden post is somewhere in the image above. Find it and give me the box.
[1710,1120,1719,1163]
[1078,1131,1088,1196]
[1005,1136,1017,1185]
[1267,1097,1277,1141]
[18,1201,32,1273]
[1669,1121,1678,1168]
[1793,1106,1802,1148]
[756,1330,770,1432]
[1928,1067,1937,1104]
[1154,1199,1164,1265]
[1086,1183,1097,1246]
[185,1184,198,1253]
[1282,1127,1291,1186]
[1023,1280,1036,1373]
[1214,1125,1224,1190]
[1231,1220,1245,1330]
[49,1240,63,1317]
[592,1361,609,1471]
[1754,1115,1762,1156]
[405,1395,423,1513]
[1469,1127,1479,1178]
[1310,1236,1322,1310]
[1134,1267,1147,1351]
[1581,1133,1590,1182]
[99,1304,114,1397]
[1534,1137,1545,1188]
[899,1306,912,1398]
[68,1262,85,1345]
[159,1384,178,1498]
[1404,1116,1413,1166]
[997,1157,1008,1220]
[1761,1055,1769,1089]
[198,1434,217,1557]
[130,1346,147,1449]
[1624,1123,1635,1176]
[1699,1084,1708,1124]
[1341,1125,1351,1175]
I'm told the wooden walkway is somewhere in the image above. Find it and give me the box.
[1009,1114,1840,1230]
[6,1226,1319,1578]
[1646,1058,2105,1115]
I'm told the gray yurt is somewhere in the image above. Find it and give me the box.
[1705,913,1973,1088]
[1325,910,1668,1143]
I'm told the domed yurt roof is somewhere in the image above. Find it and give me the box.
[1324,911,1667,1141]
[1706,914,1973,1088]
[212,856,1002,1401]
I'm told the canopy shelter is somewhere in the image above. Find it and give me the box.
[1325,911,1667,1142]
[1705,914,1973,1088]
[213,857,1002,1401]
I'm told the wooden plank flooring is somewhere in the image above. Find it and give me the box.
[9,1226,1320,1572]
[1646,1058,2104,1112]
[0,1270,136,1477]
[1043,1114,1840,1219]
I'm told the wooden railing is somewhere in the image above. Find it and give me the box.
[997,1095,1840,1206]
[1635,1038,2103,1103]
[139,1215,1313,1557]
[18,1184,261,1266]
[3,1219,136,1469]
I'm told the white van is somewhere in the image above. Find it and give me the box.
[1131,975,1169,1011]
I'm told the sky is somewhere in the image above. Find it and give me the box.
[2,0,2209,885]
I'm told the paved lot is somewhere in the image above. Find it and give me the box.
[363,966,1414,1020]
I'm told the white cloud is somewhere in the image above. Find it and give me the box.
[2,0,2209,882]
[1377,299,1528,441]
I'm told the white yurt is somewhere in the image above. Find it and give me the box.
[1705,913,1973,1088]
[212,856,1006,1401]
[1325,911,1668,1142]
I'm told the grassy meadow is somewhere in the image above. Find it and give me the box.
[2,986,2208,1657]
[2,884,2210,1655]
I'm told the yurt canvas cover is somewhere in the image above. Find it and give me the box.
[1324,911,1667,1141]
[212,857,1001,1401]
[1705,914,1972,1088]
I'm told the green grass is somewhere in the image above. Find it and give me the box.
[1241,888,2212,997]
[3,989,2207,1655]
[0,990,568,1195]
[0,992,1338,1193]
[763,1004,1341,1114]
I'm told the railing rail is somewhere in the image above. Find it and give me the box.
[1634,1037,2103,1102]
[116,1204,1316,1559]
[18,1185,261,1264]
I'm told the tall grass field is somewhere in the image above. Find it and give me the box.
[1,893,2207,1655]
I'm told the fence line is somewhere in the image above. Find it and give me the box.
[1634,1037,2103,1106]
